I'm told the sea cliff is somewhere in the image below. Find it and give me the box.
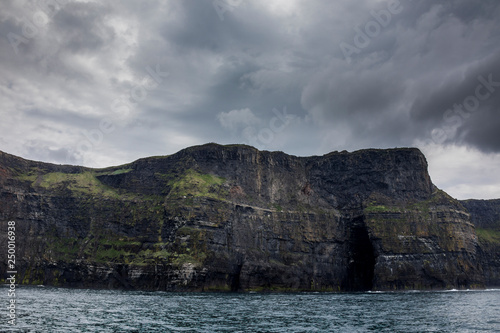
[0,143,496,291]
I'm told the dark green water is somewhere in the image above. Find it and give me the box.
[2,287,499,332]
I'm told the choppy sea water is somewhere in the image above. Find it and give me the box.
[1,286,499,332]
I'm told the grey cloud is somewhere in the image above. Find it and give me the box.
[296,0,500,152]
[23,139,80,165]
[410,51,500,149]
[51,2,115,54]
[0,0,499,199]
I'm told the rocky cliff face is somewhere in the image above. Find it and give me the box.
[460,199,500,287]
[0,143,493,291]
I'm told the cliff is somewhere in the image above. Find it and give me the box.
[460,199,500,286]
[0,143,493,291]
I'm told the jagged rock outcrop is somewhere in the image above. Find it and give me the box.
[0,143,495,291]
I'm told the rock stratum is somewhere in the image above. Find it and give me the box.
[0,143,498,291]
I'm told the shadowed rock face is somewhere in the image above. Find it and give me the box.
[0,143,493,291]
[461,199,500,287]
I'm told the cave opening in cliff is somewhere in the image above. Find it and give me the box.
[231,264,243,292]
[346,216,376,291]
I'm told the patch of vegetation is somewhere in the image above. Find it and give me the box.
[77,228,209,266]
[364,189,477,253]
[170,226,208,266]
[364,205,392,213]
[13,165,147,201]
[85,240,140,264]
[15,172,37,182]
[476,228,500,245]
[155,172,176,182]
[30,171,136,199]
[20,267,44,285]
[172,253,200,266]
[43,236,81,262]
[94,162,134,176]
[109,168,133,175]
[166,169,227,199]
[128,248,172,265]
[94,247,132,262]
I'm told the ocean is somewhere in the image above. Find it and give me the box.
[2,286,499,332]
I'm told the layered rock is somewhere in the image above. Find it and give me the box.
[461,199,500,287]
[0,144,492,291]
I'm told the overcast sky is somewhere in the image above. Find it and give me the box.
[1,0,499,200]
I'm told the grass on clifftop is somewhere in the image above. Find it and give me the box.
[96,168,133,176]
[15,169,136,199]
[163,169,227,199]
[40,172,127,198]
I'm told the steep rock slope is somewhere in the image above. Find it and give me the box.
[0,144,488,291]
[461,199,500,286]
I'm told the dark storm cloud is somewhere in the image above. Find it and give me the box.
[298,0,500,152]
[410,51,500,150]
[0,0,499,198]
[119,0,308,148]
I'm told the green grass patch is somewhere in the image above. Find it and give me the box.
[167,169,227,199]
[34,171,134,199]
[364,205,390,213]
[94,247,132,262]
[364,204,404,214]
[45,236,80,261]
[476,228,500,245]
[172,253,199,266]
[109,168,133,175]
[14,166,141,199]
[15,173,37,182]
